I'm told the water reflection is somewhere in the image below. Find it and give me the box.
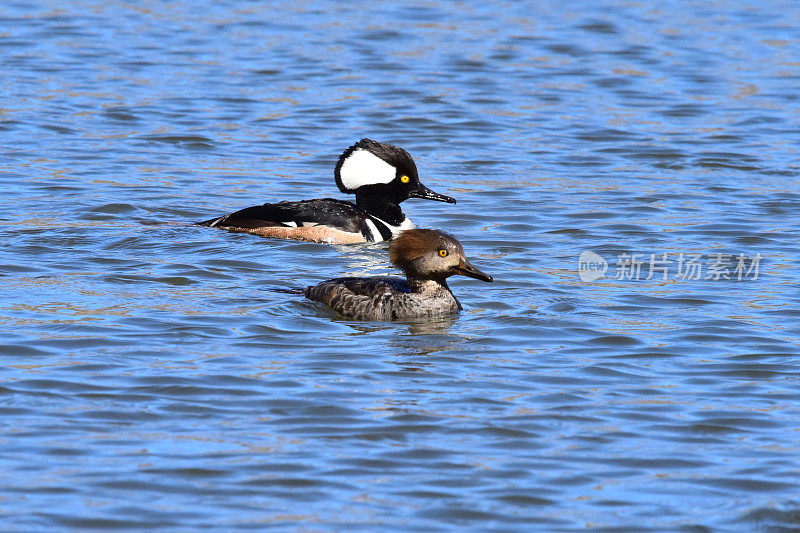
[403,315,459,337]
[328,314,458,338]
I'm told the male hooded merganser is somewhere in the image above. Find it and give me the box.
[197,139,456,244]
[305,229,493,321]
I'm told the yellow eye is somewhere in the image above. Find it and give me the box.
[400,175,410,183]
[438,249,448,257]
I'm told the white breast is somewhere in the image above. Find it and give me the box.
[388,217,415,238]
[363,219,382,241]
[396,217,415,232]
[365,216,415,242]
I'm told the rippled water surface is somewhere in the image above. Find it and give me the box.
[3,1,800,530]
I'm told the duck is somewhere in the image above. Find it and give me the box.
[305,229,493,321]
[197,139,456,244]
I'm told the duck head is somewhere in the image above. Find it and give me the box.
[334,139,456,206]
[389,229,493,283]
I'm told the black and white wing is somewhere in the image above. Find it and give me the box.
[198,198,365,232]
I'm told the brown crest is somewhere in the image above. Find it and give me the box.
[390,229,456,268]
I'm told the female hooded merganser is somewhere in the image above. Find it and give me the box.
[198,139,456,244]
[305,229,493,321]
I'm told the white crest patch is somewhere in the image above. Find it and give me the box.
[339,148,396,190]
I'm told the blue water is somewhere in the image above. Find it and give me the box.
[2,1,800,530]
